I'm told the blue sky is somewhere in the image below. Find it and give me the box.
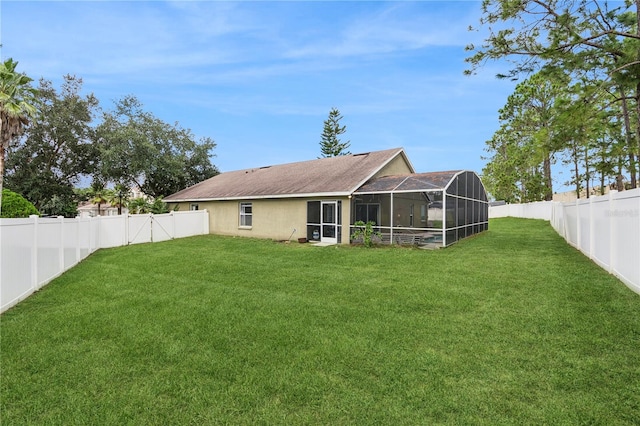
[1,1,526,189]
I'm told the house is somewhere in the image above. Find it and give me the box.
[164,147,489,247]
[77,201,122,217]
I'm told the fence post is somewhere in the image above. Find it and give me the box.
[75,216,81,264]
[95,216,100,251]
[125,214,130,245]
[203,209,209,235]
[609,190,617,274]
[588,197,594,260]
[58,216,65,273]
[122,213,127,246]
[575,199,581,249]
[88,216,94,253]
[30,215,38,290]
[171,210,176,239]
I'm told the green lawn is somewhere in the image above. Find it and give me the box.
[2,218,639,424]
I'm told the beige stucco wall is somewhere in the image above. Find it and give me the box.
[374,154,413,178]
[170,197,352,244]
[166,152,413,244]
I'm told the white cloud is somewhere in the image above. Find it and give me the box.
[284,3,479,60]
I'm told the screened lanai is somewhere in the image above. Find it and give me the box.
[351,171,489,247]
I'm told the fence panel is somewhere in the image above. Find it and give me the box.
[76,217,98,259]
[610,190,640,289]
[152,213,174,242]
[101,215,127,248]
[1,210,210,313]
[63,219,79,270]
[551,203,565,239]
[564,203,579,247]
[174,210,208,238]
[577,198,591,256]
[37,219,63,289]
[128,214,152,245]
[522,201,553,220]
[591,196,611,270]
[0,219,35,311]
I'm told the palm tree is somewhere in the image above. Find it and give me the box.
[0,59,39,214]
[89,183,113,216]
[128,197,151,214]
[111,184,130,215]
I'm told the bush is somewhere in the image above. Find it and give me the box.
[350,220,382,248]
[1,189,40,218]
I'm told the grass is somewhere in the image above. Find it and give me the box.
[1,218,639,425]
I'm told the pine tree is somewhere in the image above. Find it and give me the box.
[319,107,350,157]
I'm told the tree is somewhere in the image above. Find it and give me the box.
[5,75,98,216]
[483,124,548,202]
[1,189,39,218]
[128,197,151,214]
[112,183,130,215]
[466,0,640,188]
[149,197,168,214]
[466,0,640,83]
[96,96,218,198]
[499,72,568,200]
[0,59,39,215]
[319,107,351,158]
[88,182,114,217]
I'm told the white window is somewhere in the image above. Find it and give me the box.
[190,203,199,211]
[239,202,252,227]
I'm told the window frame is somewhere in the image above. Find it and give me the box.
[239,202,252,228]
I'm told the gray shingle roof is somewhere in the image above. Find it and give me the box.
[164,148,406,202]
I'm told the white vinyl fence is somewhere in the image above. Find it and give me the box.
[0,210,209,313]
[490,188,640,295]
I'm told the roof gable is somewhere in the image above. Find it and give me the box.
[165,148,408,202]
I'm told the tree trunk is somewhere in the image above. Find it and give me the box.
[635,79,640,188]
[0,117,5,215]
[0,141,4,215]
[635,0,640,188]
[620,90,637,188]
[543,153,553,201]
[573,143,581,199]
[584,147,590,199]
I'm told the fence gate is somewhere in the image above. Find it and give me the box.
[128,214,152,244]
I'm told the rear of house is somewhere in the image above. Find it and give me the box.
[164,148,489,247]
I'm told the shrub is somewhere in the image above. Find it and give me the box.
[1,189,40,218]
[350,220,382,248]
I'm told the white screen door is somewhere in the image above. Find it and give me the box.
[321,201,338,244]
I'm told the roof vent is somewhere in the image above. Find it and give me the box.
[352,152,370,157]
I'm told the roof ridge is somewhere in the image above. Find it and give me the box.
[164,147,407,202]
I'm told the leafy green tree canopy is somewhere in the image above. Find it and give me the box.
[319,107,351,158]
[5,75,98,217]
[97,96,219,198]
[465,0,640,82]
[468,0,640,193]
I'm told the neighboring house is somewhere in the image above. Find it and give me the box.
[77,202,123,218]
[164,147,489,247]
